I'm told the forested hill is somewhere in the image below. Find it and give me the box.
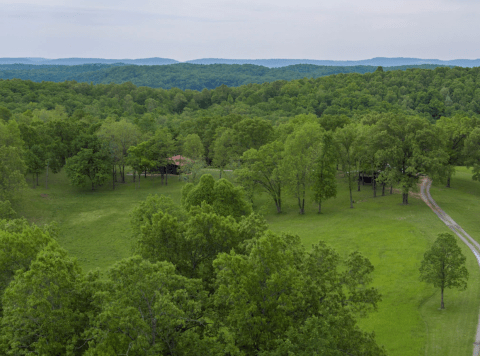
[1,66,479,124]
[2,56,480,67]
[0,63,446,91]
[184,57,480,68]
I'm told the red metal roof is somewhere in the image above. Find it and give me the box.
[169,155,192,167]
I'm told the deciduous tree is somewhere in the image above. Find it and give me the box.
[1,245,95,355]
[85,256,215,356]
[214,232,383,355]
[236,140,285,213]
[65,145,111,191]
[312,132,337,213]
[419,233,468,309]
[374,115,447,204]
[335,123,360,208]
[282,122,323,214]
[437,115,476,187]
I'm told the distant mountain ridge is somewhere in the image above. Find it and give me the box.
[0,63,447,91]
[1,57,480,68]
[185,57,480,68]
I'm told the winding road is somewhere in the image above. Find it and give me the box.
[420,177,480,355]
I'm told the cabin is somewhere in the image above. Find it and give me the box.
[159,155,192,175]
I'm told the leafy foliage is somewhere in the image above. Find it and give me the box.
[182,174,252,220]
[85,256,214,356]
[419,233,469,309]
[214,231,384,355]
[0,63,448,90]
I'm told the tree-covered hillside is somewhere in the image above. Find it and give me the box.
[0,66,477,122]
[0,63,446,91]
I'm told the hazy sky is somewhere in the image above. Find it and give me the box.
[1,0,479,61]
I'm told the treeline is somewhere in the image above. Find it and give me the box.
[1,104,478,217]
[0,63,445,90]
[1,66,479,124]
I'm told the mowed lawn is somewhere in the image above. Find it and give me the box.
[15,171,186,270]
[13,169,480,356]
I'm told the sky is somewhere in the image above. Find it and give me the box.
[1,0,479,61]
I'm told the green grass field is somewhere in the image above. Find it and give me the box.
[13,169,480,356]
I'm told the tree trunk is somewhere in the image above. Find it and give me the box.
[122,165,125,183]
[373,177,376,198]
[357,171,361,191]
[138,172,141,189]
[318,200,322,214]
[441,287,445,309]
[133,170,136,183]
[446,175,451,188]
[275,190,282,213]
[165,172,168,185]
[349,187,354,208]
[32,173,35,189]
[382,182,385,196]
[45,162,49,189]
[362,172,365,185]
[92,181,95,191]
[219,169,222,179]
[390,185,393,194]
[144,169,147,178]
[402,192,409,205]
[36,172,39,186]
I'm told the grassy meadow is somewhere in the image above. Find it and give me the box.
[13,168,480,356]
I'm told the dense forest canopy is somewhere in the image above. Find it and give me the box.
[0,63,447,90]
[0,66,478,122]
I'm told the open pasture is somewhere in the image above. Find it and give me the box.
[13,168,480,356]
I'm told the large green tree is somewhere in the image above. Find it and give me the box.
[97,118,141,184]
[1,245,95,355]
[282,121,323,214]
[212,128,236,178]
[236,140,285,213]
[65,138,111,191]
[182,133,205,160]
[214,231,384,355]
[374,115,447,204]
[436,115,476,187]
[335,123,360,208]
[419,233,468,309]
[0,219,57,316]
[132,195,264,286]
[312,132,337,213]
[85,256,215,356]
[0,120,26,202]
[463,126,480,183]
[182,174,252,220]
